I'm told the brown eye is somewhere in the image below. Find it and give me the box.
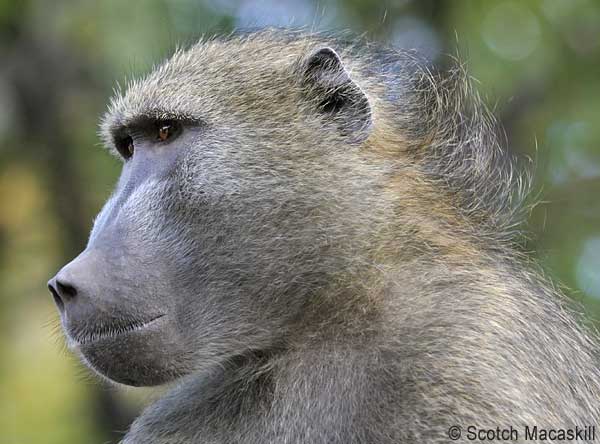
[157,122,173,142]
[154,120,182,144]
[126,138,134,157]
[116,135,134,160]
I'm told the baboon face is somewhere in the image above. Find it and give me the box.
[48,41,377,386]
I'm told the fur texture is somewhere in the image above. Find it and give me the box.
[50,30,600,443]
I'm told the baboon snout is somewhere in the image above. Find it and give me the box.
[47,252,96,316]
[47,249,165,347]
[47,250,112,319]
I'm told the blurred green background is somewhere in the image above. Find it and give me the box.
[1,0,599,442]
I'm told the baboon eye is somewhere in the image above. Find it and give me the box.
[157,121,175,142]
[116,135,134,160]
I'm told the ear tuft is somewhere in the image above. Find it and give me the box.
[301,47,372,143]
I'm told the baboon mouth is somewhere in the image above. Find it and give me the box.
[69,314,166,346]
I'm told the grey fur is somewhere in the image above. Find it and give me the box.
[48,30,600,443]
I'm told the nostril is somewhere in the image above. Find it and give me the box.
[56,279,78,299]
[48,283,65,312]
[47,277,78,313]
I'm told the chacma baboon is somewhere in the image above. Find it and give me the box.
[48,30,600,443]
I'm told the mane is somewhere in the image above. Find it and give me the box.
[367,42,533,244]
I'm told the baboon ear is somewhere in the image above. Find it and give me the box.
[301,47,372,142]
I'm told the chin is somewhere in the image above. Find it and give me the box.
[69,318,187,387]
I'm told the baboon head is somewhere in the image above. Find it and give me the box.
[47,34,398,386]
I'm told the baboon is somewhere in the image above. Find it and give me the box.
[48,30,600,443]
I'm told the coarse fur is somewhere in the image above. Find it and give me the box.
[48,29,600,443]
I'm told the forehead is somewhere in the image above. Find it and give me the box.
[101,35,324,140]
